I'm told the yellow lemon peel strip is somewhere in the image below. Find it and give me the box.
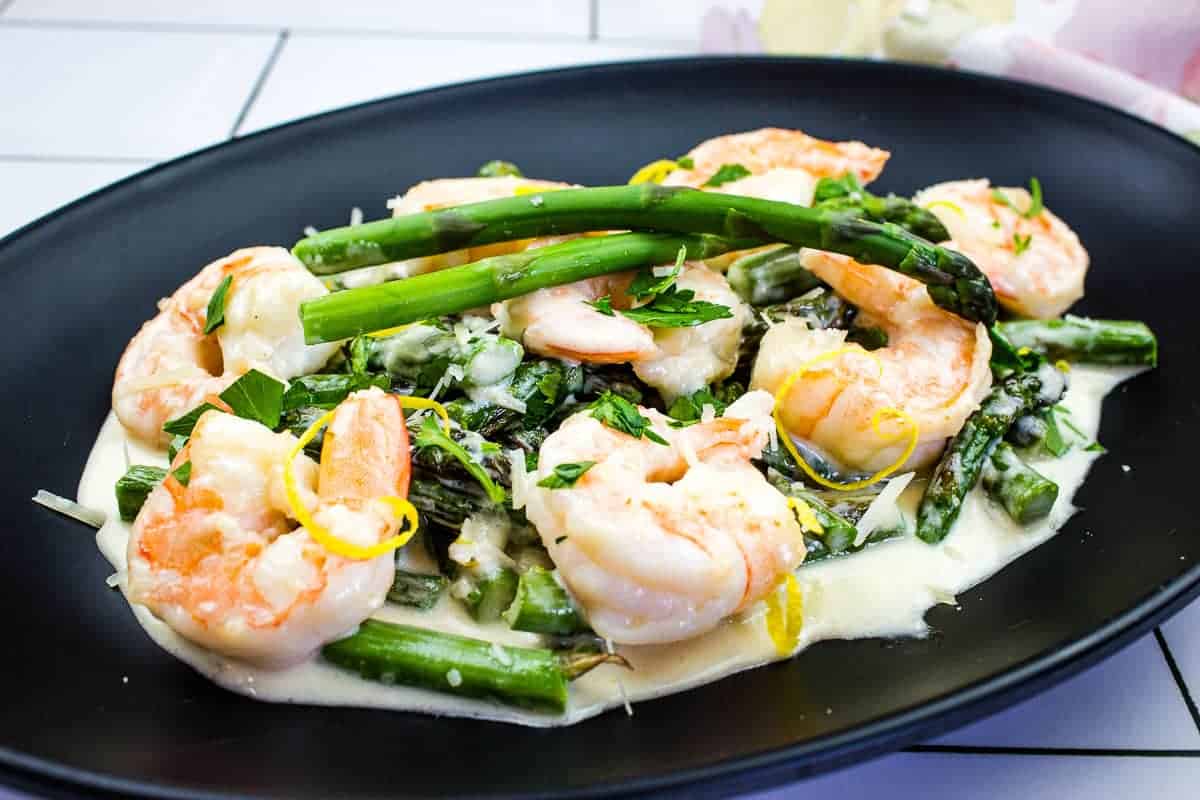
[514,184,562,196]
[765,573,804,656]
[923,199,965,216]
[366,322,419,339]
[283,410,419,560]
[393,395,452,435]
[772,347,919,491]
[628,159,680,185]
[787,497,824,536]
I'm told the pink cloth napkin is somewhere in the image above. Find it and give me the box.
[700,1,1200,143]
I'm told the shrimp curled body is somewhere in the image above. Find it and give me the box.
[914,178,1088,319]
[112,246,341,445]
[127,388,411,668]
[523,390,806,644]
[752,251,992,473]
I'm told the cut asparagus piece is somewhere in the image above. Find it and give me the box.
[464,569,519,623]
[981,442,1059,525]
[115,465,167,522]
[726,245,821,305]
[916,362,1067,544]
[387,570,449,610]
[302,232,742,343]
[294,185,998,328]
[322,620,576,712]
[503,567,586,636]
[995,316,1157,366]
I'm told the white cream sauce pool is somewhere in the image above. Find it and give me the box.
[78,366,1138,727]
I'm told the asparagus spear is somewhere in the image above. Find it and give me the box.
[115,465,168,521]
[321,619,623,712]
[359,320,524,394]
[726,245,821,305]
[387,570,449,610]
[302,232,742,343]
[295,185,998,327]
[503,567,586,636]
[916,362,1067,543]
[981,442,1059,525]
[813,173,951,242]
[996,316,1158,367]
[1005,413,1049,448]
[740,286,857,362]
[464,569,520,623]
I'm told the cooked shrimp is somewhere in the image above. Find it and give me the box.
[751,250,991,473]
[495,273,657,364]
[112,247,341,445]
[383,176,575,277]
[498,262,748,400]
[523,390,805,644]
[630,263,748,399]
[663,127,890,205]
[913,179,1088,319]
[127,388,410,668]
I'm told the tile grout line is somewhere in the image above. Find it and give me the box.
[0,153,157,165]
[1155,627,1200,736]
[0,16,597,44]
[908,744,1200,758]
[588,0,598,40]
[229,29,289,139]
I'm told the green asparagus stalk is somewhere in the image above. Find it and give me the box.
[916,362,1067,543]
[981,442,1059,525]
[740,286,857,362]
[387,570,449,610]
[996,316,1158,367]
[359,321,524,393]
[503,567,586,636]
[408,475,495,530]
[813,173,951,242]
[302,232,742,343]
[726,245,821,305]
[294,185,998,328]
[465,569,519,623]
[321,619,624,712]
[1005,413,1049,448]
[115,465,167,521]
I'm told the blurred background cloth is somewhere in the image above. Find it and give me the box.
[700,0,1200,142]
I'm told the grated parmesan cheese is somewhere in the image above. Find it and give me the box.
[32,490,106,529]
[853,472,915,547]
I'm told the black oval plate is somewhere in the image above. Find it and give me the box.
[2,57,1198,799]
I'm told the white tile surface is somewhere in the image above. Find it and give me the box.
[935,633,1199,749]
[0,27,277,159]
[5,0,590,36]
[597,0,762,43]
[240,34,689,133]
[0,159,147,237]
[1161,598,1200,707]
[749,752,1200,800]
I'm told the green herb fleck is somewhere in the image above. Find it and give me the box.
[218,369,285,430]
[1013,232,1033,255]
[621,285,733,328]
[586,295,615,316]
[992,177,1044,219]
[413,416,507,504]
[588,391,668,445]
[162,402,220,437]
[477,160,523,178]
[704,163,752,188]
[628,245,686,300]
[537,461,597,490]
[675,156,695,169]
[171,461,192,487]
[202,274,233,335]
[555,535,568,544]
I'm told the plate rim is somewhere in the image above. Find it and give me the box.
[3,54,1199,799]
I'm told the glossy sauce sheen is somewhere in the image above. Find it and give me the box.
[79,366,1135,726]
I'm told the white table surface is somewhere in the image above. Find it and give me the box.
[2,2,1198,797]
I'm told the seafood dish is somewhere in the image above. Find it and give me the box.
[42,128,1158,725]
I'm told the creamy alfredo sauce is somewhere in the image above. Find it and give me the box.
[79,366,1137,727]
